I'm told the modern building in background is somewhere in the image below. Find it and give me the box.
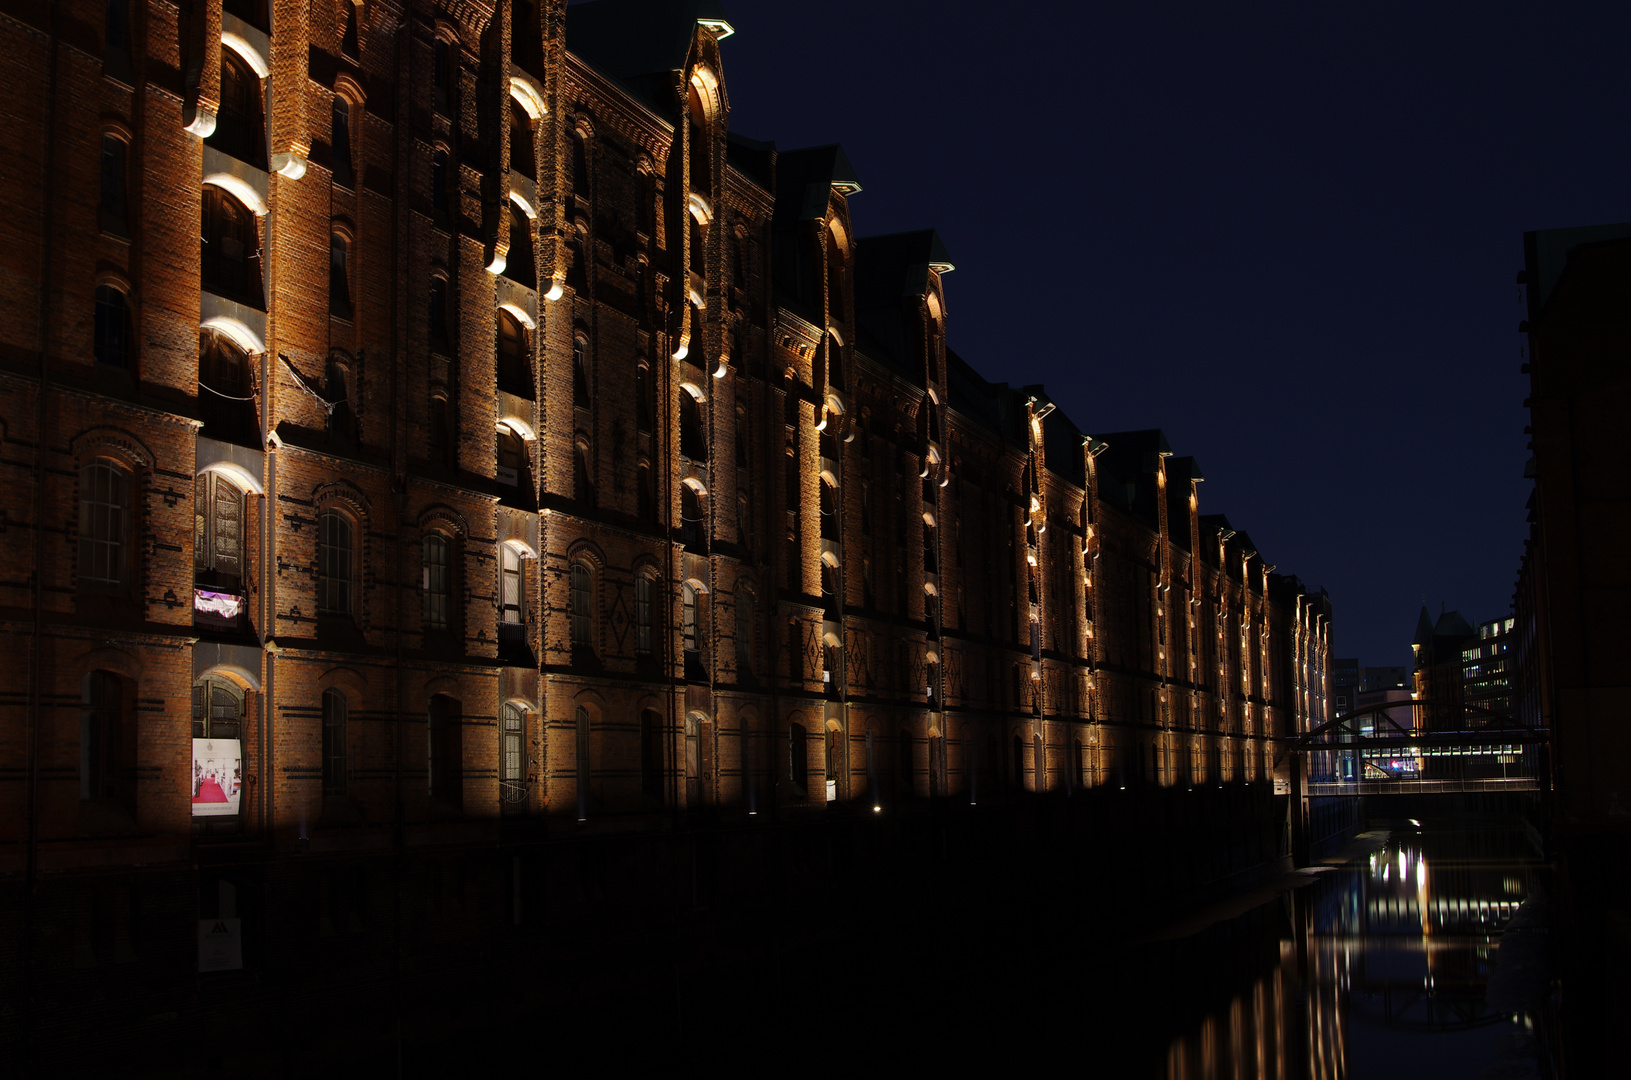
[1462,616,1514,719]
[0,0,1333,1061]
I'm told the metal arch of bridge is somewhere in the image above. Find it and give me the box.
[1275,697,1548,767]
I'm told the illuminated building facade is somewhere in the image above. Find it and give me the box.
[0,0,1332,1060]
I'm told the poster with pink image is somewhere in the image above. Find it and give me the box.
[191,738,242,817]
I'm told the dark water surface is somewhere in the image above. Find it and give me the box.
[1134,816,1549,1079]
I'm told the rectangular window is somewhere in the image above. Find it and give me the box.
[99,135,128,236]
[319,512,353,615]
[331,96,353,189]
[322,689,347,797]
[79,461,129,586]
[501,546,522,625]
[423,536,450,630]
[501,705,525,805]
[635,575,653,655]
[570,562,592,646]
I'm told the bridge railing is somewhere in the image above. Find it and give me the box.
[1305,777,1541,797]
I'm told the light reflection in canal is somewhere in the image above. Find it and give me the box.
[1155,819,1545,1079]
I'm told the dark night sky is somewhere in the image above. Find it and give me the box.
[624,0,1631,666]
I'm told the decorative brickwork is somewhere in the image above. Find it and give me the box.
[0,4,1331,1040]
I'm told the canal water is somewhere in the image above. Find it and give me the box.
[1122,813,1550,1079]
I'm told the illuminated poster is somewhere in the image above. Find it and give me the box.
[191,738,243,817]
[198,918,243,972]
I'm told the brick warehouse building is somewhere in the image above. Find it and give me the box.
[0,0,1332,1065]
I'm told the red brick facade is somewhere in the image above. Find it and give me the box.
[0,0,1331,1038]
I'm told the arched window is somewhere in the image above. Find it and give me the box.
[501,703,526,805]
[208,48,265,168]
[191,678,242,743]
[784,446,799,512]
[686,78,710,197]
[570,132,589,198]
[496,425,526,487]
[572,335,590,406]
[428,694,462,807]
[430,277,451,354]
[99,134,129,237]
[637,461,654,522]
[94,285,132,369]
[329,231,352,319]
[497,308,527,393]
[429,392,451,464]
[735,589,755,679]
[81,670,129,808]
[422,534,450,630]
[566,224,586,292]
[202,186,261,305]
[788,722,807,792]
[510,98,535,179]
[331,95,354,188]
[640,709,663,802]
[635,362,653,433]
[570,560,593,648]
[78,459,129,586]
[500,544,524,631]
[825,228,847,325]
[680,484,700,547]
[688,212,705,277]
[685,713,701,803]
[194,471,245,607]
[433,38,453,115]
[326,354,355,443]
[431,148,450,223]
[681,583,698,659]
[574,439,594,506]
[318,509,354,615]
[634,570,654,655]
[679,388,704,460]
[504,202,534,288]
[322,688,348,797]
[199,331,248,400]
[820,479,839,541]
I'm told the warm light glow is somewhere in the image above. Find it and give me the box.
[272,153,307,180]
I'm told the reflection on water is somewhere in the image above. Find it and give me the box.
[1154,818,1546,1080]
